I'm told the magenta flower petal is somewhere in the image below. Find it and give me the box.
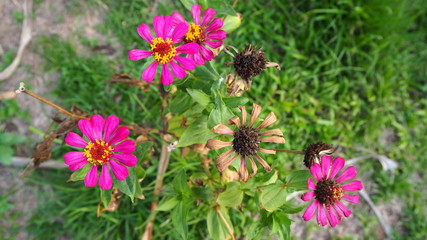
[142,61,159,83]
[329,156,345,179]
[191,4,201,25]
[170,61,186,79]
[310,163,323,182]
[113,140,136,154]
[128,49,152,61]
[201,8,216,26]
[90,115,104,141]
[103,115,119,142]
[200,46,214,61]
[207,30,226,40]
[176,42,199,54]
[171,11,186,25]
[161,64,173,85]
[332,204,343,220]
[99,164,113,190]
[326,206,340,227]
[193,52,205,65]
[205,18,223,33]
[153,16,165,38]
[163,15,174,39]
[317,204,328,226]
[137,24,153,43]
[84,165,98,187]
[342,193,359,204]
[204,40,222,49]
[78,119,95,142]
[171,22,188,43]
[174,56,196,70]
[335,201,352,217]
[307,177,317,190]
[302,200,318,221]
[64,151,88,171]
[335,166,357,183]
[301,191,315,201]
[341,180,363,191]
[65,132,87,148]
[108,126,130,145]
[109,160,129,181]
[113,153,137,167]
[321,155,331,178]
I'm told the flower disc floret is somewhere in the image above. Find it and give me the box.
[83,140,113,165]
[151,38,177,64]
[314,179,344,206]
[185,23,205,43]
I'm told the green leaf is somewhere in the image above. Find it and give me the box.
[113,165,142,202]
[259,182,287,212]
[217,181,243,208]
[169,92,193,114]
[177,116,215,147]
[135,141,153,163]
[0,145,13,165]
[281,201,306,214]
[0,133,26,145]
[179,0,193,11]
[207,206,234,240]
[171,201,189,240]
[100,188,113,208]
[222,14,241,33]
[186,88,211,109]
[206,0,236,16]
[207,106,233,129]
[68,163,91,182]
[172,170,191,196]
[270,211,292,239]
[191,186,212,201]
[157,196,179,212]
[285,170,310,191]
[223,96,250,109]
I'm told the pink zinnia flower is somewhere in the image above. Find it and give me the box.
[172,4,227,65]
[301,156,363,227]
[64,115,137,190]
[128,16,199,85]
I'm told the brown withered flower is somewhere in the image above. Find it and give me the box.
[224,45,280,96]
[207,103,285,182]
[303,142,334,168]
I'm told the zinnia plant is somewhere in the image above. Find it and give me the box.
[128,15,199,85]
[301,155,363,227]
[172,4,226,65]
[64,115,137,190]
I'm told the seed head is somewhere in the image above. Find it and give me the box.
[303,142,334,168]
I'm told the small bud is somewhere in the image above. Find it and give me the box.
[303,142,334,168]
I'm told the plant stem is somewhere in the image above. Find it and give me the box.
[274,149,305,155]
[15,82,86,119]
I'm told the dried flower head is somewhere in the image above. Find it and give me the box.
[224,45,280,96]
[304,142,334,168]
[207,103,285,182]
[64,115,137,190]
[301,156,363,227]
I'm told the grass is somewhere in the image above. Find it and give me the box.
[2,0,426,239]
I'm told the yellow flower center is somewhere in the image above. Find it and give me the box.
[185,23,205,43]
[83,140,113,165]
[150,38,176,64]
[332,186,344,201]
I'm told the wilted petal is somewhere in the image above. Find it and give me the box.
[248,157,258,177]
[254,154,272,172]
[216,150,238,172]
[238,157,249,182]
[256,112,277,131]
[249,103,262,127]
[228,116,240,127]
[260,136,285,144]
[238,105,247,126]
[206,139,232,150]
[258,148,276,154]
[84,165,98,187]
[259,128,283,136]
[302,200,318,221]
[211,124,234,135]
[99,164,113,190]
